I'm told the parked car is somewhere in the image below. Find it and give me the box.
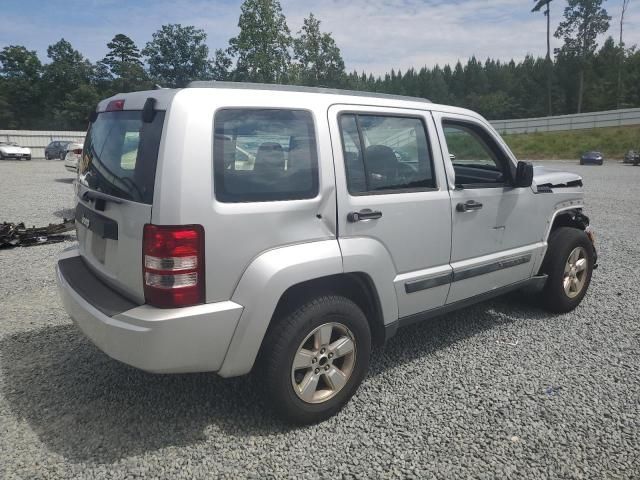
[623,150,639,165]
[580,151,604,165]
[0,141,31,160]
[56,83,597,424]
[63,142,83,172]
[45,140,72,160]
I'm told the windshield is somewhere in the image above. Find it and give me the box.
[79,110,165,204]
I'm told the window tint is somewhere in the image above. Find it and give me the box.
[214,109,319,203]
[443,122,508,187]
[80,110,165,204]
[339,114,435,194]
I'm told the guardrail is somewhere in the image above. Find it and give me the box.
[3,108,640,159]
[490,108,640,134]
[0,130,86,160]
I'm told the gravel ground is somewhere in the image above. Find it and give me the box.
[0,159,638,479]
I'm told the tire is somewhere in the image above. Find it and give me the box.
[261,295,371,424]
[539,227,594,313]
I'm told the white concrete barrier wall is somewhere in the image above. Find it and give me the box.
[0,130,86,160]
[490,108,640,134]
[3,108,640,158]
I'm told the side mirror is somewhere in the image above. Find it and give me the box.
[515,161,533,188]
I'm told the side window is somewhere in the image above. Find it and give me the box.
[339,114,435,194]
[214,109,319,203]
[442,121,510,187]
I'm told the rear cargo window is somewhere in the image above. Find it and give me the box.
[80,110,165,204]
[213,109,319,202]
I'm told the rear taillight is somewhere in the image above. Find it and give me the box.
[143,224,205,308]
[72,148,82,155]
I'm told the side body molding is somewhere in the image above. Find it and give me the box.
[218,240,343,377]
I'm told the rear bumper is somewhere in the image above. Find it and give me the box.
[56,249,243,373]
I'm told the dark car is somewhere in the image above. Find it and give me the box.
[580,151,604,165]
[44,141,72,160]
[623,150,639,165]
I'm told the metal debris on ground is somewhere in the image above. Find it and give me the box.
[0,219,75,248]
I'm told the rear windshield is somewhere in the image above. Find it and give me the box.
[79,110,165,204]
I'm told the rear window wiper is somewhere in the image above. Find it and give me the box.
[81,190,123,204]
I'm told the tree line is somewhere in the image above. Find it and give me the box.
[0,0,638,131]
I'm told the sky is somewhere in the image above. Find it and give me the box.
[1,0,638,75]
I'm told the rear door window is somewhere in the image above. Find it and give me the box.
[213,109,319,203]
[80,110,165,204]
[339,113,436,194]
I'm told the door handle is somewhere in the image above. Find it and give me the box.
[456,200,483,212]
[347,209,383,222]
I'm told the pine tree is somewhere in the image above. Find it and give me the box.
[555,0,611,113]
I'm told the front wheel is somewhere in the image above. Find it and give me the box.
[539,227,594,313]
[262,295,371,424]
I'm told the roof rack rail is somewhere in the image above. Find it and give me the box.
[186,81,431,103]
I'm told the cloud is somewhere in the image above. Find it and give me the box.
[282,0,639,74]
[0,0,636,75]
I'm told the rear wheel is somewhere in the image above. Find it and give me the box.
[539,227,594,313]
[262,295,371,424]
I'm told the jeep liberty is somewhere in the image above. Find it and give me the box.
[56,82,596,423]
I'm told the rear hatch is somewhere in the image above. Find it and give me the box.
[76,104,166,303]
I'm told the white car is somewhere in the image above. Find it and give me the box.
[64,142,83,172]
[0,141,31,160]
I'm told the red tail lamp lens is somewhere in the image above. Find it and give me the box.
[142,224,205,308]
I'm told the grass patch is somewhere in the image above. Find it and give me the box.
[502,125,640,160]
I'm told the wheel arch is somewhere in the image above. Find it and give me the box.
[218,238,398,378]
[266,272,387,350]
[548,208,590,237]
[536,207,595,275]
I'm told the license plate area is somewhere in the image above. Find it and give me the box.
[75,203,118,240]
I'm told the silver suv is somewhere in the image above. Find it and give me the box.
[56,82,597,424]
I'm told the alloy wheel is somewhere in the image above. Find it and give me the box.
[290,322,356,404]
[563,246,588,298]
